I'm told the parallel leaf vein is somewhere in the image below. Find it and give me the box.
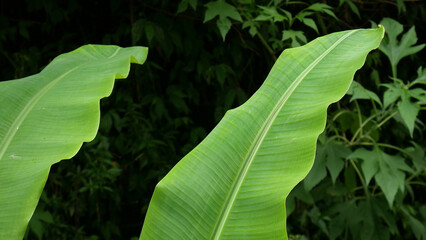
[211,30,357,240]
[0,67,78,161]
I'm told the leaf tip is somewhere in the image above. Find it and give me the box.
[377,24,386,38]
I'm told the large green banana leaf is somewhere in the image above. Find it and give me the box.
[140,26,384,240]
[0,45,148,240]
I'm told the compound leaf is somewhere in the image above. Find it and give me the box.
[204,0,242,40]
[379,18,425,77]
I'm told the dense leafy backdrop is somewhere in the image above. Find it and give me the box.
[0,0,425,239]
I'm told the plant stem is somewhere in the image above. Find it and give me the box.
[349,159,369,198]
[349,111,377,144]
[371,99,379,121]
[256,32,276,61]
[332,135,350,144]
[357,142,408,154]
[407,181,426,186]
[350,110,398,145]
[406,172,426,182]
[332,109,350,121]
[377,110,398,128]
[391,64,398,79]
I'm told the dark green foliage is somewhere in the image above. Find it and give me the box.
[0,0,425,239]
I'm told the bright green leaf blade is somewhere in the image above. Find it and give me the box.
[140,27,384,240]
[0,45,148,240]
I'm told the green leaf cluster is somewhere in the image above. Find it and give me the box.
[204,0,242,40]
[287,17,426,240]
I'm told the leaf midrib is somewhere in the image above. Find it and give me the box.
[210,30,357,240]
[0,67,78,161]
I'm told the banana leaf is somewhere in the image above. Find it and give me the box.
[0,45,148,240]
[140,26,384,240]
